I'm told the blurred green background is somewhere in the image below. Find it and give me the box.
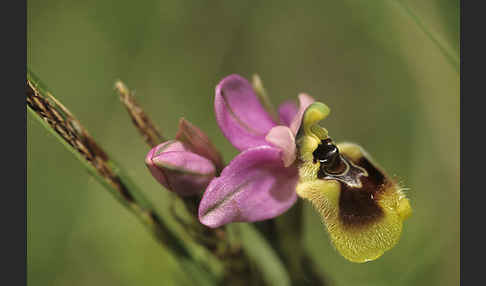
[27,0,459,285]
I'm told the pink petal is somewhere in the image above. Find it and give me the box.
[198,146,298,228]
[265,126,296,167]
[215,74,277,151]
[289,93,315,135]
[146,141,216,196]
[278,100,298,126]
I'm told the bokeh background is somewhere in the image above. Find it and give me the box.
[27,1,459,285]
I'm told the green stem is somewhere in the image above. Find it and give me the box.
[274,202,327,285]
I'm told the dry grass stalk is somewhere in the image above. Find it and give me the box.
[114,81,164,148]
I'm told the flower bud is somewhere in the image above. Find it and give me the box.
[145,140,216,196]
[175,118,224,172]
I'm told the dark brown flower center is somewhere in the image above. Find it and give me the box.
[313,138,346,173]
[313,139,388,227]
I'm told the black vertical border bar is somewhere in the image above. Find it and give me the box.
[2,0,27,283]
[23,0,27,283]
[461,0,486,285]
[23,0,28,283]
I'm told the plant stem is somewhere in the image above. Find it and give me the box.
[256,202,328,285]
[274,201,328,285]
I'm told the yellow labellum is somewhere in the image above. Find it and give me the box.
[296,103,412,263]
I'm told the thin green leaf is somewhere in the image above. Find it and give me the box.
[237,224,292,286]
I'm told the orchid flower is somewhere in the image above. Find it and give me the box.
[145,73,411,263]
[197,74,412,263]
